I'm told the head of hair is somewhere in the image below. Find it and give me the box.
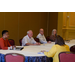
[27,30,32,34]
[55,35,65,46]
[39,28,44,32]
[52,29,57,35]
[2,30,8,36]
[27,31,29,34]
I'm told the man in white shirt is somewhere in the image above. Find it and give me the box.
[37,29,51,44]
[22,30,40,46]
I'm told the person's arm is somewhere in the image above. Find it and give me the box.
[40,40,47,44]
[44,45,57,57]
[25,43,34,46]
[33,38,37,44]
[32,38,40,45]
[25,41,40,46]
[0,40,8,50]
[44,35,47,41]
[41,41,47,44]
[22,37,35,46]
[38,36,47,44]
[65,45,70,51]
[22,37,27,46]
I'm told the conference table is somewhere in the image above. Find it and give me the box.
[0,39,75,62]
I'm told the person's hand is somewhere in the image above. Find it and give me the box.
[35,43,40,45]
[38,43,41,45]
[48,41,51,43]
[41,50,45,53]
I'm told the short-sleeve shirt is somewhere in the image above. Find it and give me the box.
[22,35,36,46]
[37,33,47,44]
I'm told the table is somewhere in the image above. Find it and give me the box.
[0,41,75,62]
[0,43,54,62]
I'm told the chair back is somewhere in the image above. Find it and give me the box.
[70,45,75,52]
[5,53,25,62]
[19,39,22,46]
[34,38,40,43]
[8,39,15,46]
[46,36,50,41]
[59,52,75,62]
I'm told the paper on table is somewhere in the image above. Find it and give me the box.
[38,52,44,54]
[38,51,49,54]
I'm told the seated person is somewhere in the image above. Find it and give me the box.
[0,30,11,50]
[22,30,40,46]
[37,28,51,44]
[43,35,70,62]
[50,29,57,42]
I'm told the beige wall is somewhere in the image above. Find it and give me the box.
[63,12,75,40]
[0,12,48,45]
[57,12,75,40]
[48,12,58,35]
[57,12,63,37]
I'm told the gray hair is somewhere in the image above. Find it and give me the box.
[27,31,29,34]
[27,30,32,34]
[52,29,57,35]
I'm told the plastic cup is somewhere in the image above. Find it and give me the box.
[13,47,16,50]
[8,47,10,50]
[10,46,12,50]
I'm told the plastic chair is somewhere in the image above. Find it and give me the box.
[8,39,15,46]
[5,53,25,62]
[19,39,22,46]
[70,45,75,52]
[34,38,40,43]
[59,52,75,62]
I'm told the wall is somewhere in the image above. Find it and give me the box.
[63,12,75,40]
[57,12,63,37]
[48,12,58,36]
[0,12,48,45]
[57,12,75,40]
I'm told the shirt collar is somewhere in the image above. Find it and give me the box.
[39,33,44,36]
[2,37,7,41]
[27,35,32,39]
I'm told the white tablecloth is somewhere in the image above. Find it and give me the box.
[0,42,75,56]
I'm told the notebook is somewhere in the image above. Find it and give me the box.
[16,46,24,50]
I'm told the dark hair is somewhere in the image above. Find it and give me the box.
[2,30,8,36]
[55,35,65,46]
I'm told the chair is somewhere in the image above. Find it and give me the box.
[8,39,15,46]
[34,38,40,43]
[5,53,25,62]
[70,45,75,52]
[46,36,50,41]
[19,39,22,46]
[59,52,75,62]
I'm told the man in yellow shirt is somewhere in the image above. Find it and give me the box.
[43,35,70,62]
